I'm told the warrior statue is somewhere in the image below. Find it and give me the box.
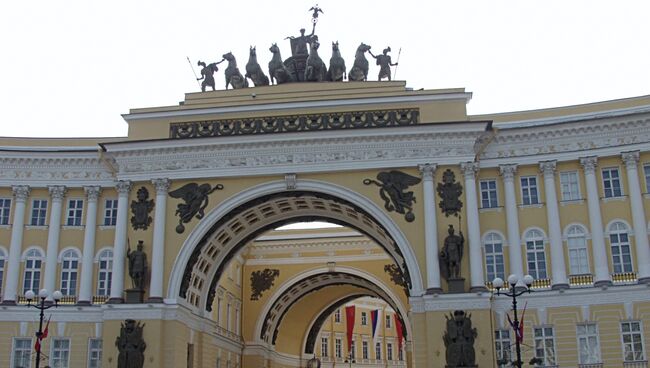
[127,240,148,290]
[116,319,146,368]
[196,60,224,92]
[285,28,317,57]
[369,47,398,81]
[440,225,464,280]
[443,311,477,367]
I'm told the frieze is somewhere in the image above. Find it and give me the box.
[0,156,114,185]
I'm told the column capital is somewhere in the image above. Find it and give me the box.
[539,160,557,177]
[12,185,31,200]
[48,185,67,200]
[460,162,479,179]
[621,151,640,168]
[498,164,518,181]
[116,180,132,195]
[152,178,171,194]
[84,186,102,201]
[580,156,598,174]
[418,163,437,179]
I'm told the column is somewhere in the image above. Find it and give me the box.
[78,186,101,305]
[621,151,650,283]
[149,178,170,302]
[539,161,569,289]
[460,162,486,292]
[44,185,66,300]
[2,186,30,304]
[499,164,525,286]
[108,180,131,303]
[579,157,611,286]
[419,164,442,293]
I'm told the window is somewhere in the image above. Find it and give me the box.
[31,199,48,226]
[362,341,368,359]
[398,346,403,361]
[577,323,600,364]
[520,176,539,205]
[12,337,32,368]
[609,222,633,273]
[65,199,83,226]
[567,225,589,275]
[226,303,231,331]
[602,167,623,198]
[387,342,393,361]
[0,198,11,225]
[51,338,70,368]
[560,171,581,200]
[385,314,391,328]
[335,338,342,358]
[23,249,43,294]
[88,338,102,368]
[334,309,341,323]
[103,199,118,226]
[480,179,498,208]
[644,164,650,193]
[361,311,367,325]
[375,342,381,360]
[60,249,79,296]
[321,337,328,357]
[96,249,113,296]
[534,327,556,366]
[350,340,356,359]
[525,230,547,280]
[484,233,505,281]
[495,329,512,367]
[621,321,646,362]
[0,249,5,297]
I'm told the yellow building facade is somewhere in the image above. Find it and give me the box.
[0,81,648,368]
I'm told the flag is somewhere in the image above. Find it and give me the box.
[345,306,356,353]
[370,309,381,341]
[506,302,527,343]
[34,315,51,352]
[394,314,404,352]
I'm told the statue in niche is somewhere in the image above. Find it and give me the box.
[196,60,225,92]
[440,225,464,280]
[368,47,398,81]
[127,240,148,290]
[130,187,154,231]
[169,182,224,233]
[363,170,421,222]
[443,310,477,368]
[116,319,146,368]
[437,169,463,217]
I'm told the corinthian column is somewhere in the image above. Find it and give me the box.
[418,164,441,293]
[108,180,131,303]
[460,162,486,292]
[499,164,525,286]
[539,161,568,289]
[44,185,67,300]
[149,178,170,302]
[621,151,650,283]
[2,186,30,304]
[78,186,101,305]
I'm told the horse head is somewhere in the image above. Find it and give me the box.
[222,52,235,62]
[310,40,320,53]
[332,41,339,52]
[269,43,279,54]
[250,46,257,57]
[357,43,371,53]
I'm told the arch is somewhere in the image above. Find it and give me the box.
[605,219,633,235]
[481,230,506,246]
[94,247,114,263]
[167,180,424,308]
[57,247,81,263]
[562,223,590,241]
[21,246,44,261]
[521,227,547,244]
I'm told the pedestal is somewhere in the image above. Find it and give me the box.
[125,289,145,304]
[447,278,466,294]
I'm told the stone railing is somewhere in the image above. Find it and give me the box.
[624,360,649,368]
[531,278,552,290]
[569,274,594,287]
[612,272,638,284]
[215,325,242,343]
[578,363,603,368]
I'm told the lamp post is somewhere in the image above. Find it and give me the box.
[492,274,534,368]
[25,288,62,368]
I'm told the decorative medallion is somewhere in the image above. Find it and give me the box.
[169,183,224,233]
[437,169,463,217]
[130,187,154,230]
[364,170,421,222]
[250,269,280,301]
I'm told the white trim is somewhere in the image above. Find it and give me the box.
[521,227,548,245]
[21,246,45,261]
[620,320,647,362]
[10,336,33,368]
[562,223,591,241]
[481,230,507,246]
[0,245,8,258]
[605,219,634,235]
[245,253,390,265]
[519,175,541,206]
[57,246,82,263]
[63,197,85,227]
[601,166,625,198]
[94,247,114,263]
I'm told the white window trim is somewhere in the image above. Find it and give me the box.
[533,325,557,366]
[519,175,540,206]
[601,166,625,198]
[559,170,582,201]
[0,197,12,226]
[50,337,71,368]
[30,198,49,227]
[643,163,650,193]
[564,224,591,275]
[607,221,635,274]
[483,232,506,281]
[11,337,33,368]
[479,178,499,208]
[65,197,85,227]
[576,322,601,364]
[620,320,646,362]
[87,337,102,368]
[101,198,118,228]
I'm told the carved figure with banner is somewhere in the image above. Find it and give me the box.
[437,169,463,217]
[443,310,477,368]
[116,319,146,368]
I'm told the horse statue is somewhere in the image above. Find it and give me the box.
[268,43,293,85]
[304,40,327,82]
[326,41,346,82]
[245,46,269,87]
[348,43,372,82]
[222,52,249,89]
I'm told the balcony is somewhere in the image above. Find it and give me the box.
[569,274,594,287]
[624,360,649,368]
[531,278,552,290]
[578,363,603,368]
[612,272,638,284]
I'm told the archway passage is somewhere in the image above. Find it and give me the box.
[179,191,413,312]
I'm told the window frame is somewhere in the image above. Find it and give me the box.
[88,338,102,368]
[566,225,590,275]
[495,329,512,367]
[335,338,342,358]
[533,326,557,366]
[30,199,48,226]
[524,230,547,280]
[484,233,505,282]
[520,176,540,205]
[321,336,328,357]
[375,341,381,360]
[576,322,601,364]
[103,198,118,226]
[334,309,341,323]
[50,337,71,368]
[0,248,5,297]
[96,249,113,297]
[385,314,391,329]
[559,170,581,201]
[12,337,33,368]
[386,342,393,361]
[65,198,84,227]
[602,167,623,198]
[621,320,646,362]
[60,249,80,296]
[479,179,499,208]
[609,222,634,273]
[362,340,369,360]
[0,197,12,225]
[643,164,650,193]
[361,311,367,326]
[23,249,43,295]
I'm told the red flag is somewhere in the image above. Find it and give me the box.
[394,314,404,352]
[518,302,527,343]
[34,315,51,352]
[345,306,356,353]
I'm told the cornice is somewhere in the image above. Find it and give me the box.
[248,239,377,255]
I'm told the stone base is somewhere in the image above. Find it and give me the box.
[0,300,16,306]
[146,296,164,303]
[638,277,650,285]
[75,300,92,306]
[106,297,124,304]
[594,279,613,288]
[125,289,145,304]
[551,283,570,291]
[469,285,488,293]
[447,278,465,294]
[426,287,443,295]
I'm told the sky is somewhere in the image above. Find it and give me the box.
[1,1,649,138]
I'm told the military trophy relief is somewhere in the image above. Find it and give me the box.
[116,319,146,368]
[130,186,154,231]
[443,310,478,368]
[169,182,224,234]
[364,170,421,222]
[125,240,148,303]
[437,169,466,293]
[250,269,280,301]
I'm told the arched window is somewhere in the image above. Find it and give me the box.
[60,249,79,296]
[484,233,505,281]
[23,249,43,294]
[97,249,113,296]
[567,225,589,275]
[524,230,547,280]
[609,222,633,273]
[0,249,5,296]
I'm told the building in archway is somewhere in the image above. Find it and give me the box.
[0,81,649,368]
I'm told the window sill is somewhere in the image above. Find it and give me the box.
[479,206,503,213]
[25,225,48,230]
[560,199,585,206]
[98,225,116,230]
[62,225,84,230]
[518,203,543,209]
[0,224,10,229]
[602,195,627,203]
[643,193,650,200]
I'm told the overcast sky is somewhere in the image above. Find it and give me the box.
[1,1,649,138]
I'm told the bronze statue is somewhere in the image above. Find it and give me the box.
[306,355,321,368]
[369,47,398,81]
[363,170,421,222]
[305,40,327,82]
[443,311,477,367]
[440,225,464,280]
[127,240,148,290]
[245,46,270,86]
[268,43,293,85]
[196,60,224,92]
[169,182,223,233]
[327,41,346,81]
[285,28,316,57]
[348,43,372,81]
[116,319,146,368]
[222,52,249,89]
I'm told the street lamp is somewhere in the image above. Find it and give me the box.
[492,274,534,368]
[25,288,62,368]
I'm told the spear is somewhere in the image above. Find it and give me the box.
[393,47,402,80]
[186,56,201,89]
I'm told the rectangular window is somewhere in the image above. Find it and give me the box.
[335,338,342,358]
[495,329,512,367]
[568,233,590,275]
[31,199,48,226]
[0,198,11,225]
[611,231,633,273]
[602,167,623,198]
[361,311,367,325]
[0,254,5,296]
[577,323,601,364]
[66,199,83,226]
[398,346,403,361]
[485,241,505,282]
[88,338,102,368]
[12,337,32,368]
[23,257,42,294]
[644,164,650,193]
[103,199,118,226]
[350,340,355,359]
[334,309,341,323]
[60,256,79,296]
[526,240,547,280]
[480,179,498,208]
[321,337,328,357]
[387,342,393,361]
[621,321,646,362]
[375,342,381,360]
[362,341,368,359]
[520,176,539,205]
[51,338,70,368]
[386,314,391,328]
[560,171,581,201]
[534,327,556,366]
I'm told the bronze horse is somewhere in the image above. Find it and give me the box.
[304,40,327,82]
[327,41,346,82]
[222,52,249,89]
[348,43,371,82]
[268,43,293,85]
[245,46,269,87]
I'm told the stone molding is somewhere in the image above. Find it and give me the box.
[0,154,114,186]
[539,160,557,176]
[580,156,598,174]
[48,185,67,200]
[152,178,171,193]
[12,185,30,200]
[498,164,517,180]
[418,163,437,179]
[84,186,102,200]
[621,150,640,167]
